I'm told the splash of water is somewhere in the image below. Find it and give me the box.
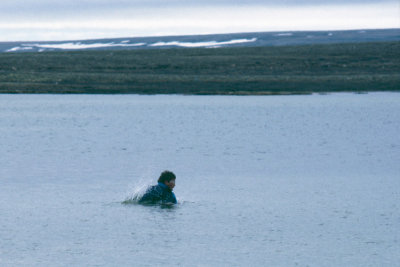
[122,179,152,204]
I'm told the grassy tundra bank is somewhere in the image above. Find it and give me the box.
[0,41,399,94]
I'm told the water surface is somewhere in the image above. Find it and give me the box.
[1,93,399,266]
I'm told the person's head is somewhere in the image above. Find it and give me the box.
[158,170,176,190]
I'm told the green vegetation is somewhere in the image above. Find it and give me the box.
[0,41,399,94]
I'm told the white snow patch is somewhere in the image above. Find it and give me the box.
[150,38,257,48]
[25,42,145,50]
[6,46,33,52]
[274,33,293,36]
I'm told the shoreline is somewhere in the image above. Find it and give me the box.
[3,91,400,96]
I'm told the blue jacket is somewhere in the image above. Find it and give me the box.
[138,182,177,204]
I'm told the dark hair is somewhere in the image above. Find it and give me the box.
[158,170,176,183]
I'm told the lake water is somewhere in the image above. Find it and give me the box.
[1,93,399,266]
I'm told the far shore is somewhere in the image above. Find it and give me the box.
[0,41,399,94]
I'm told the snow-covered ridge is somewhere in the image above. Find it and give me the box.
[5,38,257,52]
[2,29,399,53]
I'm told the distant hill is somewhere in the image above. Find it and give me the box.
[1,28,399,53]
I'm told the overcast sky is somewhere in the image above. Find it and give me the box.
[0,0,398,41]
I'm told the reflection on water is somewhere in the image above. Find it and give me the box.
[1,93,399,266]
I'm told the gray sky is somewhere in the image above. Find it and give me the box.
[0,0,398,41]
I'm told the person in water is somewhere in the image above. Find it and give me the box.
[138,170,177,204]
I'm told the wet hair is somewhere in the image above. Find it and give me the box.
[158,170,176,183]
